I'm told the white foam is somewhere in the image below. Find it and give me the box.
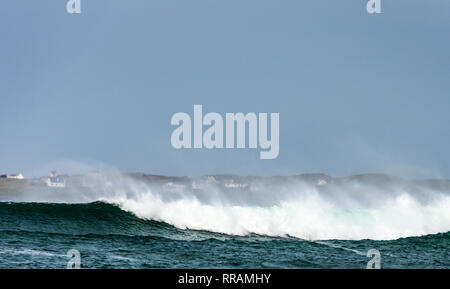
[111,188,450,241]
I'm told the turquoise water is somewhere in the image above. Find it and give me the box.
[0,202,448,269]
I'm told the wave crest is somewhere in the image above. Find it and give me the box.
[2,172,450,241]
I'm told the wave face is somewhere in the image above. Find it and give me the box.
[0,201,448,269]
[0,201,201,241]
[2,172,450,241]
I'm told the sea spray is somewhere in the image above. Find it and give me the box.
[7,170,448,241]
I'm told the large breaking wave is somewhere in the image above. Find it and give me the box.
[2,171,450,241]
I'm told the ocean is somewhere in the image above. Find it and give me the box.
[0,173,449,268]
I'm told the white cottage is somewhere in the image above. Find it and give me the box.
[45,171,66,188]
[0,173,24,179]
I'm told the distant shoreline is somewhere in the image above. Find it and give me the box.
[1,172,449,196]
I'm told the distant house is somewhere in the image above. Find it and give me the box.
[164,182,186,192]
[224,180,249,189]
[206,176,217,183]
[0,173,24,180]
[44,171,66,188]
[191,176,218,190]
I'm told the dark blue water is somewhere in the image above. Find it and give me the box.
[0,202,448,268]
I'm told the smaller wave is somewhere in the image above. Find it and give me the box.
[314,241,366,256]
[0,247,65,257]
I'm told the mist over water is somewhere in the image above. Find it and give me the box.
[7,165,450,241]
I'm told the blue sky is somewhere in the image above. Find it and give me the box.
[1,1,449,178]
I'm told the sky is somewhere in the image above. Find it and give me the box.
[0,0,449,178]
